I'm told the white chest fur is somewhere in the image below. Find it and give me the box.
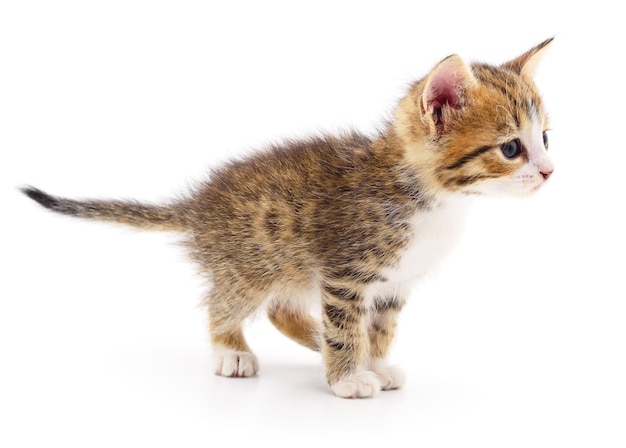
[366,196,470,301]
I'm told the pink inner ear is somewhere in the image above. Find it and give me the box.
[427,71,461,110]
[423,57,471,137]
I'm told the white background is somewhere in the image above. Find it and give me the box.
[2,1,625,446]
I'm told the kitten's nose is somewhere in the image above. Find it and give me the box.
[541,169,553,180]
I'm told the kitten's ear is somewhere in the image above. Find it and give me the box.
[421,55,477,138]
[503,37,554,79]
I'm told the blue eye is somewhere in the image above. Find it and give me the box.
[543,131,549,149]
[500,139,522,159]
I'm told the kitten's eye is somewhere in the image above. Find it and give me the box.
[543,131,549,149]
[500,139,522,159]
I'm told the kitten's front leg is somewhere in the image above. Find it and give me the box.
[321,285,380,398]
[368,296,407,390]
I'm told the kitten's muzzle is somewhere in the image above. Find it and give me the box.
[540,168,553,180]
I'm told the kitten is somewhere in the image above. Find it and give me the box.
[22,39,555,398]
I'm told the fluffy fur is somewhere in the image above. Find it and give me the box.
[22,39,555,398]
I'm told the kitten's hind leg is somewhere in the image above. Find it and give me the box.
[267,300,321,351]
[211,327,259,378]
[206,286,262,378]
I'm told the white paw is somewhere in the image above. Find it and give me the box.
[330,370,381,398]
[213,348,259,378]
[370,360,405,390]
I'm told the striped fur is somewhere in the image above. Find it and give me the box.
[22,39,554,398]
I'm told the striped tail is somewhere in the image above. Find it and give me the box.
[21,186,187,232]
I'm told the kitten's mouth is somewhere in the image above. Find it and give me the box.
[508,180,544,197]
[521,181,545,196]
[516,175,547,195]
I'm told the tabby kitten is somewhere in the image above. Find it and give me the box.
[22,39,555,398]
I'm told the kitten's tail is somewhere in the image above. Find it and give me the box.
[21,186,188,232]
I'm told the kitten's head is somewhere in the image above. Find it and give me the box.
[396,38,555,197]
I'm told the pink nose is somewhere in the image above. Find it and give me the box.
[541,169,553,180]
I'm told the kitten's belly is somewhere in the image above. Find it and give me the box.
[379,197,469,287]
